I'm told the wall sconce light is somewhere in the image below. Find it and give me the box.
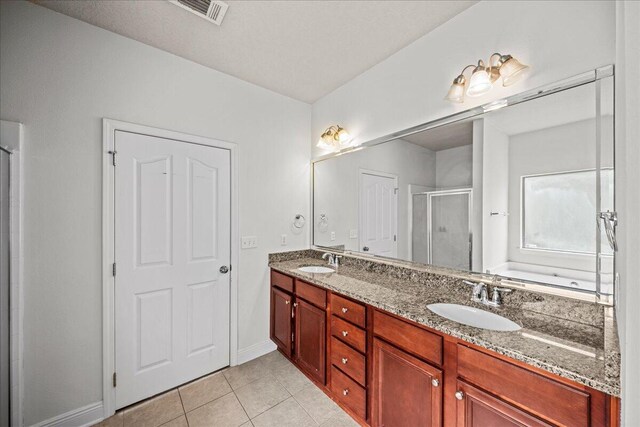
[317,125,352,151]
[445,53,529,103]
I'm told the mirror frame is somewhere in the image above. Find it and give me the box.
[311,65,615,305]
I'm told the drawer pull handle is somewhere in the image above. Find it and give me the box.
[343,389,349,396]
[341,307,348,313]
[341,357,348,364]
[431,379,439,387]
[342,331,348,337]
[455,391,464,400]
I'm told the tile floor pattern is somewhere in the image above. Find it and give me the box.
[95,350,359,427]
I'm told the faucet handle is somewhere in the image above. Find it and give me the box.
[490,287,513,305]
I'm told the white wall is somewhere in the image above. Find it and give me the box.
[311,1,615,159]
[314,139,435,259]
[435,145,473,189]
[615,1,640,425]
[0,2,311,425]
[481,121,509,271]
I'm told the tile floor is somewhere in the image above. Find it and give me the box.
[95,350,359,427]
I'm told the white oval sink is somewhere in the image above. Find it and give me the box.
[297,266,335,274]
[427,303,521,331]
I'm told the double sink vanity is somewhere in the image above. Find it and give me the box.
[268,249,620,427]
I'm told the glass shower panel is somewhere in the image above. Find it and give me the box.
[412,193,429,264]
[430,192,471,270]
[597,75,615,300]
[0,150,9,426]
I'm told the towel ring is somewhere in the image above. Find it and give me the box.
[293,214,306,229]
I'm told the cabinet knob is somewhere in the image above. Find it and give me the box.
[342,307,348,313]
[455,391,464,400]
[341,357,348,364]
[285,300,290,305]
[431,379,439,387]
[293,302,298,307]
[343,389,349,396]
[342,330,348,337]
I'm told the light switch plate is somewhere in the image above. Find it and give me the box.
[330,231,336,241]
[241,236,258,249]
[280,234,287,246]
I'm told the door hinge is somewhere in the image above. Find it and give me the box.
[112,372,117,387]
[112,263,116,277]
[108,150,117,166]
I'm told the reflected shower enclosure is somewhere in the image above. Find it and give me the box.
[412,189,472,270]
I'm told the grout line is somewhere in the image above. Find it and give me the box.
[231,390,252,424]
[290,392,320,426]
[176,389,189,427]
[182,390,235,415]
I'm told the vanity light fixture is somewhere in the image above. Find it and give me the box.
[317,125,352,151]
[445,53,529,103]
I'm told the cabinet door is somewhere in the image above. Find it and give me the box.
[294,298,326,384]
[372,338,442,427]
[455,380,552,427]
[270,286,292,357]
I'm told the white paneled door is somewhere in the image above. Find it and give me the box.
[114,131,231,409]
[359,171,398,257]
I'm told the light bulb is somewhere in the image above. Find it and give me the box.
[467,68,492,97]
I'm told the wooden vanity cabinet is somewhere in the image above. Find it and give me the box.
[294,298,326,383]
[455,380,553,427]
[270,286,292,357]
[372,338,442,427]
[270,272,327,384]
[269,269,619,427]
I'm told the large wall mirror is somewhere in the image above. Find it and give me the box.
[313,67,616,304]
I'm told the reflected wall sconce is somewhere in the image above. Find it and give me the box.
[317,125,352,151]
[445,53,530,103]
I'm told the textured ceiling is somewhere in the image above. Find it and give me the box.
[33,0,477,103]
[403,120,473,152]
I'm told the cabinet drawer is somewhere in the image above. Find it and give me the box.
[271,270,293,293]
[457,345,590,427]
[331,337,366,386]
[373,310,442,366]
[330,293,366,327]
[331,315,366,353]
[295,279,326,309]
[330,365,366,420]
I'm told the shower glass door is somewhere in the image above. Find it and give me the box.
[428,190,472,270]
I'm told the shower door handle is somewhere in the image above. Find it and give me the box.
[598,211,618,252]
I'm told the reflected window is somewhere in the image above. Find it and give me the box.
[522,169,613,254]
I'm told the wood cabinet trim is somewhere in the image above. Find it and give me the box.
[271,270,294,293]
[295,279,327,309]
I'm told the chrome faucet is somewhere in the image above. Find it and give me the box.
[322,252,342,270]
[463,280,512,307]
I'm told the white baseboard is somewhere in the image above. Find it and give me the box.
[236,339,277,365]
[30,402,104,427]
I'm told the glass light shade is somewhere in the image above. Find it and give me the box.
[445,81,465,103]
[336,127,351,143]
[467,69,492,97]
[499,57,530,86]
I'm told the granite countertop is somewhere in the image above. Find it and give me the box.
[269,252,620,396]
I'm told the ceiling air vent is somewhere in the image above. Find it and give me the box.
[171,0,229,26]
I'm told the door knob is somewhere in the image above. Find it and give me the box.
[219,266,229,274]
[455,391,464,400]
[431,379,439,387]
[362,246,370,252]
